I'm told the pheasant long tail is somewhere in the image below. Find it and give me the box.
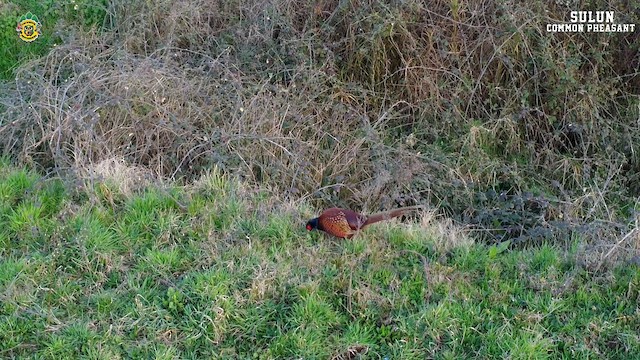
[363,205,424,227]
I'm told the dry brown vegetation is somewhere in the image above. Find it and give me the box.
[1,0,639,263]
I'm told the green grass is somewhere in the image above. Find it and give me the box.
[1,0,109,80]
[0,163,638,359]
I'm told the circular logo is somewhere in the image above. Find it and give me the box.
[16,13,41,42]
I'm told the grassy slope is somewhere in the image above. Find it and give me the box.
[0,162,638,359]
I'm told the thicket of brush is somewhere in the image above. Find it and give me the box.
[1,0,638,264]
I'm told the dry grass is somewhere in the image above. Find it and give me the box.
[0,0,639,262]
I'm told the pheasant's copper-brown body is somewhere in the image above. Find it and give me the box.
[305,206,422,239]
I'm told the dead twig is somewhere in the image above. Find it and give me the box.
[597,228,639,271]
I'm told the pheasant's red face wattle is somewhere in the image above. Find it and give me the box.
[306,224,312,231]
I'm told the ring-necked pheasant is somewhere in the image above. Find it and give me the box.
[305,206,422,239]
